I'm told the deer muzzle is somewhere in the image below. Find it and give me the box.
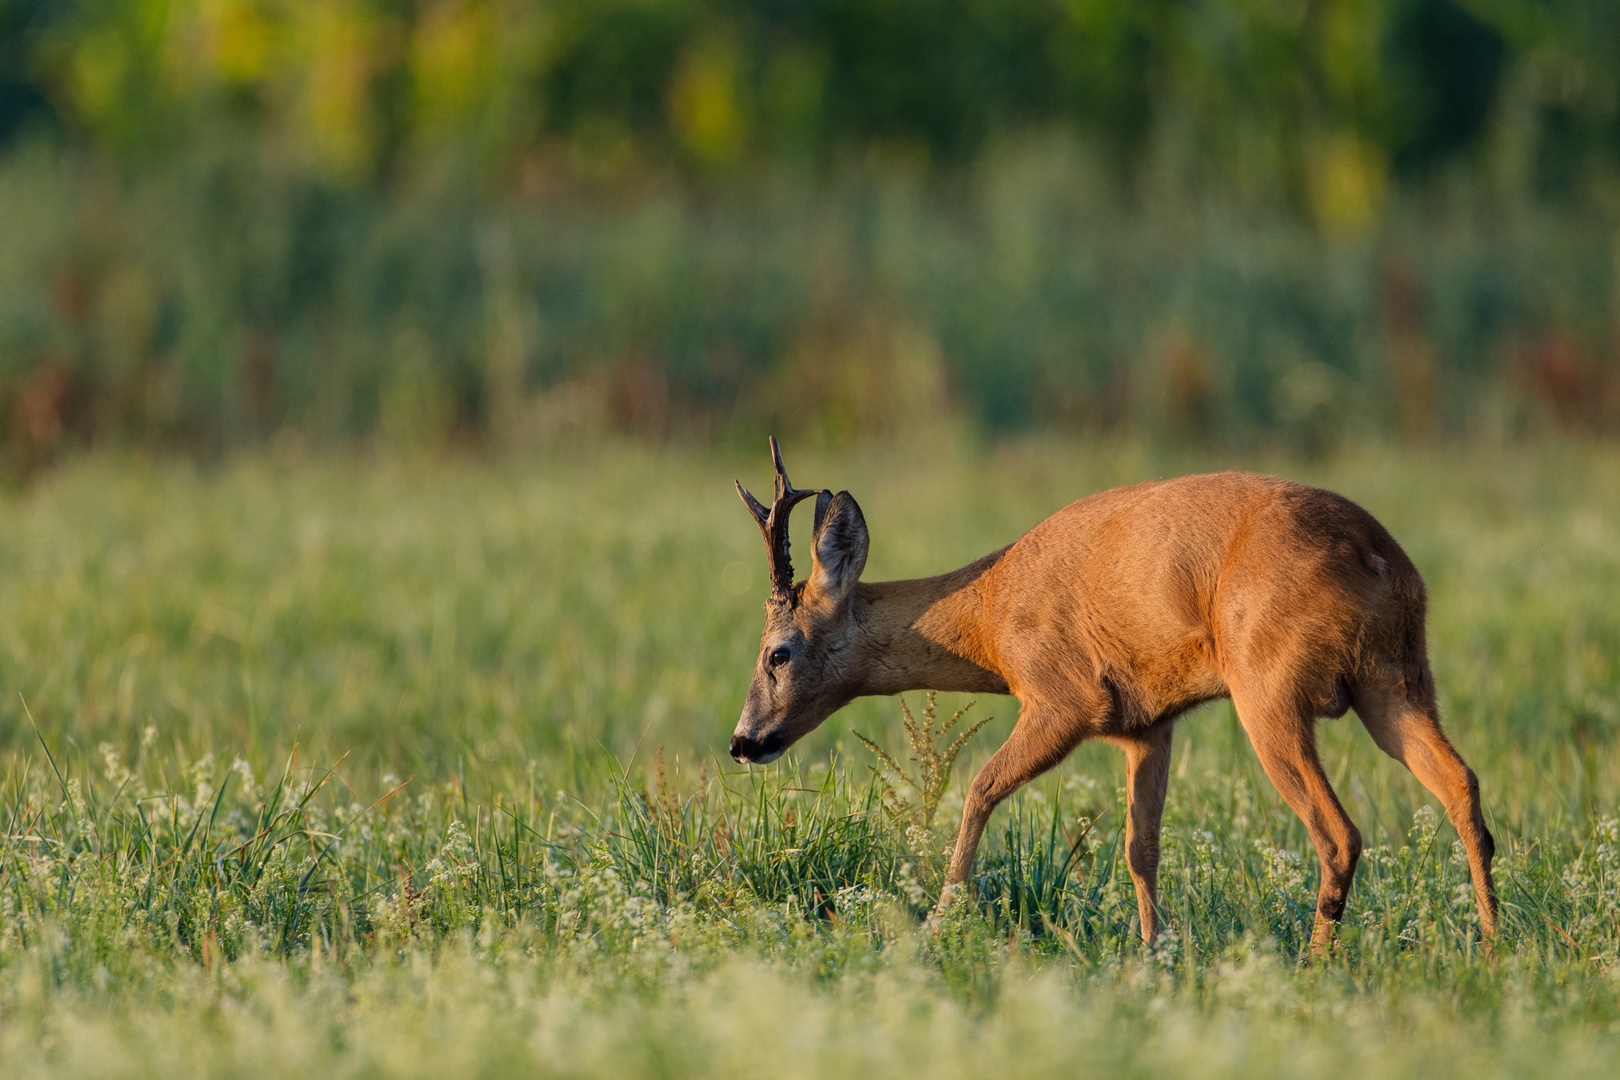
[729,731,785,764]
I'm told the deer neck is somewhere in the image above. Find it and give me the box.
[849,550,1009,697]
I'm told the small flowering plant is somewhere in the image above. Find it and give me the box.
[854,692,990,850]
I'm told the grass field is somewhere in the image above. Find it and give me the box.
[3,437,1620,1077]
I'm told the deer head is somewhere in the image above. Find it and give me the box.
[730,437,869,763]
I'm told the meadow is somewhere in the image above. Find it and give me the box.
[3,436,1620,1078]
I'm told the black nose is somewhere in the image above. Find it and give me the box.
[730,734,760,762]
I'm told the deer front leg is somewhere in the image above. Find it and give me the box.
[1118,728,1174,944]
[935,703,1086,918]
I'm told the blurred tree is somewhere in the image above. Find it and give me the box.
[0,0,61,145]
[3,0,1611,196]
[1,0,1617,452]
[1385,0,1506,174]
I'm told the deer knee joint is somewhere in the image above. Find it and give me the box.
[1319,823,1361,882]
[966,771,1008,815]
[1344,822,1363,870]
[1127,836,1160,877]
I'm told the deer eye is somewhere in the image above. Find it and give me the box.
[769,646,791,668]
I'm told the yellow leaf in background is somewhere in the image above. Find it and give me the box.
[669,35,747,166]
[413,0,492,134]
[298,5,377,180]
[71,29,130,125]
[1307,133,1387,236]
[211,0,275,84]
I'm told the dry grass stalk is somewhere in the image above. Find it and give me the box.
[856,692,990,838]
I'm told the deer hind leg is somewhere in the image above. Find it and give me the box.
[942,702,1088,904]
[1117,727,1174,944]
[1230,687,1362,957]
[1353,677,1498,940]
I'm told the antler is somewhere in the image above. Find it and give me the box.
[736,436,820,600]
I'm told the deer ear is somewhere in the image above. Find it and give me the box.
[809,491,868,601]
[812,489,832,535]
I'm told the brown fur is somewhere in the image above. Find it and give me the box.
[731,456,1498,952]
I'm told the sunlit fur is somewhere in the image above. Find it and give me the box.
[733,465,1498,953]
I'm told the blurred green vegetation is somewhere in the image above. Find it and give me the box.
[1,1,1618,461]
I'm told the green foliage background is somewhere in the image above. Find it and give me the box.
[1,1,1619,458]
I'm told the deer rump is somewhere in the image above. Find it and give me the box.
[730,445,1497,953]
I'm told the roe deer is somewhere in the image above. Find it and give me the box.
[729,438,1497,952]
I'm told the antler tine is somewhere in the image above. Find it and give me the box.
[768,435,797,501]
[736,436,819,599]
[735,480,770,528]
